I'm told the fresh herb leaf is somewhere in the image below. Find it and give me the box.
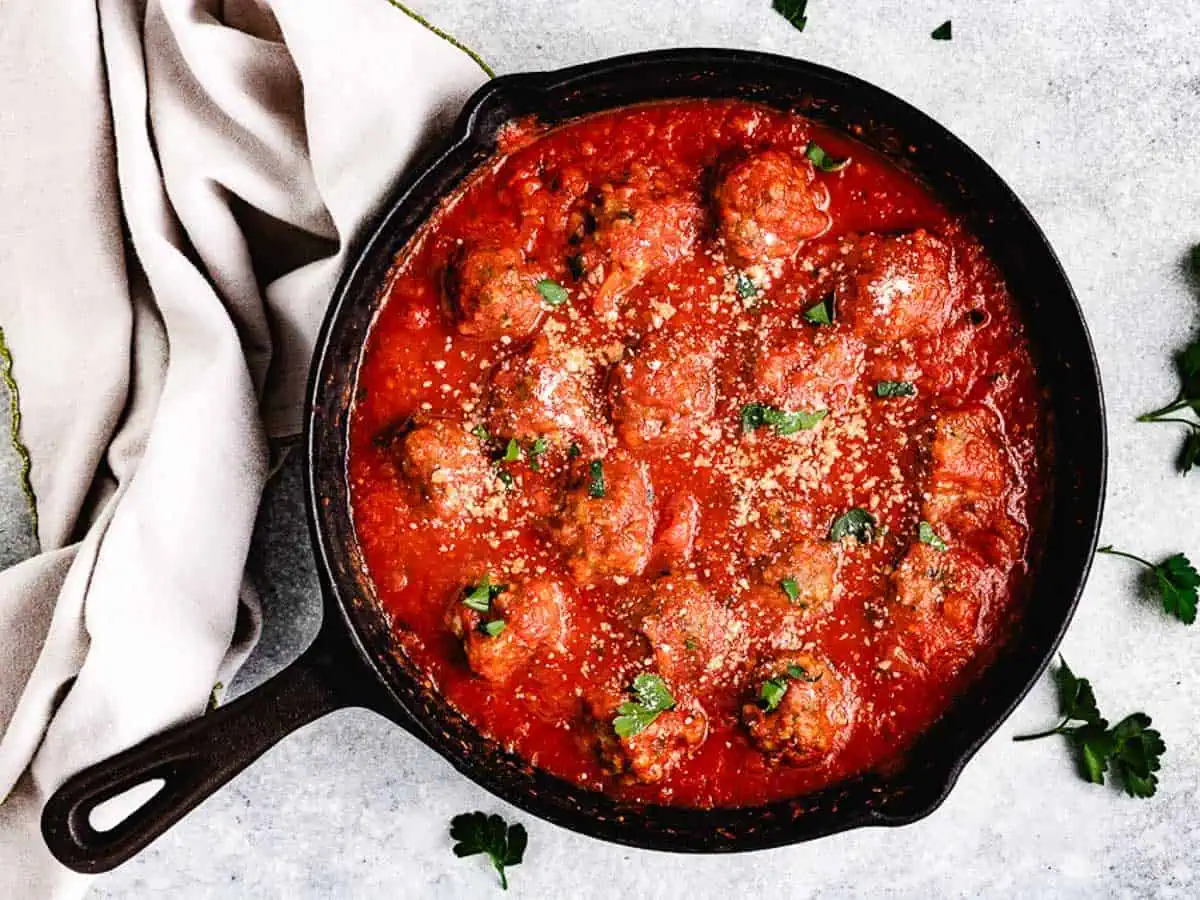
[471,424,491,442]
[875,380,916,398]
[803,297,833,324]
[829,508,877,543]
[502,438,520,462]
[588,460,606,498]
[918,521,948,552]
[786,663,819,682]
[528,437,548,471]
[741,402,826,435]
[780,578,801,603]
[483,620,507,637]
[536,279,570,306]
[684,638,698,650]
[566,254,586,280]
[1136,337,1200,473]
[772,0,808,32]
[805,141,851,173]
[495,469,515,490]
[735,272,758,299]
[759,676,790,712]
[1014,658,1164,797]
[613,673,676,737]
[464,576,506,613]
[449,811,527,891]
[1097,545,1198,625]
[931,20,952,40]
[567,442,582,459]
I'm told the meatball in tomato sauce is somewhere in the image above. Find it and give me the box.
[445,245,545,343]
[398,419,493,521]
[741,654,855,766]
[447,577,569,683]
[610,329,720,447]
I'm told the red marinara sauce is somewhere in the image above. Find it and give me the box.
[349,100,1044,808]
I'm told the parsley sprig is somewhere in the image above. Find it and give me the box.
[829,507,877,543]
[450,811,527,890]
[758,663,819,712]
[1014,658,1165,797]
[1097,545,1198,624]
[613,673,675,737]
[463,576,506,613]
[1136,337,1200,473]
[741,402,827,435]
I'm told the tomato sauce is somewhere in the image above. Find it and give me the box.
[348,100,1045,808]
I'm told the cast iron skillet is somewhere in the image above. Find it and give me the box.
[41,48,1105,873]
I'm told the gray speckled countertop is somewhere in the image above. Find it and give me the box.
[2,0,1199,896]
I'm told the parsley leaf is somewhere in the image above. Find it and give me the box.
[567,442,582,459]
[536,279,569,306]
[471,424,491,442]
[735,272,758,299]
[918,521,948,551]
[449,811,527,891]
[803,297,833,324]
[463,576,506,613]
[804,141,851,173]
[1136,337,1200,473]
[502,438,520,462]
[588,460,606,498]
[875,380,916,398]
[780,578,801,603]
[758,663,820,712]
[772,0,808,32]
[741,402,826,435]
[483,620,506,637]
[829,507,877,543]
[613,673,675,737]
[495,469,515,490]
[1097,545,1198,624]
[528,437,548,471]
[931,20,952,40]
[1014,658,1164,797]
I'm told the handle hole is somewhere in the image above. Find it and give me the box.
[88,779,166,833]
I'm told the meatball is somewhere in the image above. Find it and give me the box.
[610,331,720,447]
[638,576,749,690]
[752,329,865,413]
[486,334,611,458]
[762,541,841,613]
[713,150,829,268]
[447,577,569,682]
[446,245,545,343]
[399,419,493,520]
[835,230,956,343]
[553,453,656,583]
[887,543,1000,675]
[591,691,708,783]
[741,653,855,766]
[577,166,704,316]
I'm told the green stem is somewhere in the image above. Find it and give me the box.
[1142,416,1200,430]
[495,861,508,891]
[1096,546,1156,570]
[1138,398,1190,421]
[1012,721,1069,742]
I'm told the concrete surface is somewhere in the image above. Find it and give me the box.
[1,0,1197,896]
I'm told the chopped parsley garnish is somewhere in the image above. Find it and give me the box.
[528,437,548,471]
[567,442,582,459]
[918,521,948,552]
[803,297,833,324]
[875,380,916,398]
[931,20,952,40]
[471,424,491,442]
[1098,545,1198,624]
[502,438,520,462]
[536,278,569,306]
[566,254,586,280]
[588,460,606,498]
[463,576,506,613]
[1014,658,1165,797]
[735,272,758,299]
[741,402,827,435]
[829,507,877,543]
[1136,336,1200,473]
[495,469,514,490]
[613,673,675,737]
[449,811,527,891]
[684,638,698,650]
[758,663,820,712]
[804,141,851,173]
[780,578,801,603]
[772,0,808,32]
[482,620,506,637]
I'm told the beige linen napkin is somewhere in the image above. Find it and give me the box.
[0,0,488,894]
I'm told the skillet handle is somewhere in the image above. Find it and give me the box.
[41,630,360,874]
